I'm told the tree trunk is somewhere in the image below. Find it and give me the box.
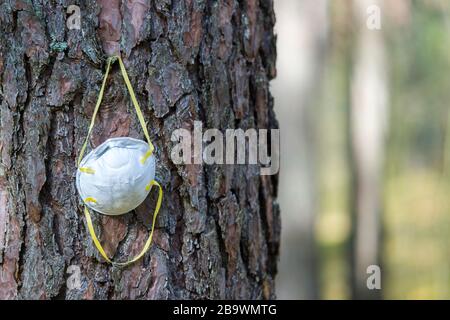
[350,0,387,299]
[273,0,327,299]
[0,0,279,300]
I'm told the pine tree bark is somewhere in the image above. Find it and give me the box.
[0,0,279,300]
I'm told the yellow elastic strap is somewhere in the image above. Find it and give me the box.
[77,57,112,166]
[117,56,155,157]
[84,197,97,204]
[84,180,163,266]
[77,55,154,168]
[79,167,95,174]
[140,149,153,164]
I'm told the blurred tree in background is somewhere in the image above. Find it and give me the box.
[275,0,450,299]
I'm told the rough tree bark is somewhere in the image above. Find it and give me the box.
[0,0,279,299]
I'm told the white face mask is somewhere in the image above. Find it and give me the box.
[75,55,163,266]
[76,137,156,216]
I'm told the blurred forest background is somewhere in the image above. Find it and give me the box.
[273,0,450,299]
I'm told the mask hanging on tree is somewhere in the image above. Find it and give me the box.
[76,56,163,266]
